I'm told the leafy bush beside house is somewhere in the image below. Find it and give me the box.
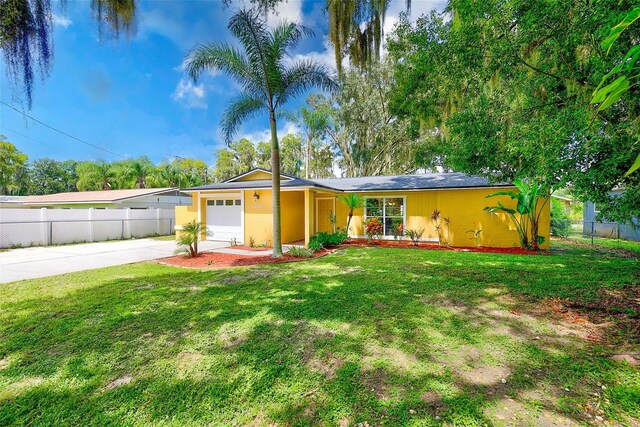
[308,231,348,252]
[550,198,571,237]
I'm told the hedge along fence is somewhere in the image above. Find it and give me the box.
[0,208,175,248]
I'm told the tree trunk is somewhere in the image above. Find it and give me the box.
[306,134,310,179]
[270,110,283,258]
[346,212,353,236]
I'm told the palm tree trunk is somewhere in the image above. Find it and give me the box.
[270,110,283,258]
[306,133,310,179]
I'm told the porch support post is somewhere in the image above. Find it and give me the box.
[304,189,314,245]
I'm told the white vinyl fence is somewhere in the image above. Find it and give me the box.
[0,208,175,248]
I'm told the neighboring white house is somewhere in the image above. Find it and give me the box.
[16,188,192,209]
[0,196,28,209]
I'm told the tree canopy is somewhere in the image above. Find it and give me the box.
[388,0,640,222]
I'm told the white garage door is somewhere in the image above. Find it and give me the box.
[205,197,243,242]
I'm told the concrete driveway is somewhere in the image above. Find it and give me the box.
[0,238,228,283]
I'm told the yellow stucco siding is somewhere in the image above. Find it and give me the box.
[332,189,550,249]
[235,171,275,181]
[281,191,305,243]
[188,186,550,249]
[243,190,305,245]
[175,195,197,226]
[244,190,272,245]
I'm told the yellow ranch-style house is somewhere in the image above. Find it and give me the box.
[175,168,550,249]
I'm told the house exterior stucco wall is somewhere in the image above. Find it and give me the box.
[321,188,550,249]
[235,171,274,181]
[180,185,550,249]
[243,190,305,245]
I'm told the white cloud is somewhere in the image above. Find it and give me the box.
[238,121,302,144]
[52,14,72,28]
[384,0,448,36]
[291,35,337,72]
[266,0,303,27]
[380,0,447,57]
[171,78,207,109]
[174,58,220,78]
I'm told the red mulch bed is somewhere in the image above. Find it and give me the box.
[159,249,331,269]
[342,239,547,255]
[229,245,271,252]
[160,240,544,270]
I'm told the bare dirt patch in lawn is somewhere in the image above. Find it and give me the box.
[361,367,392,401]
[363,343,420,373]
[106,375,133,390]
[526,287,640,344]
[487,397,580,427]
[176,351,204,378]
[306,352,345,380]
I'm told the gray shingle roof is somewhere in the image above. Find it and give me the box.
[312,173,511,191]
[188,177,336,191]
[187,171,512,192]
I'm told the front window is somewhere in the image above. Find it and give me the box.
[365,197,405,237]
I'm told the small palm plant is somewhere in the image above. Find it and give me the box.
[338,193,364,235]
[175,220,203,258]
[431,209,442,245]
[184,9,335,257]
[484,178,548,250]
[405,228,425,246]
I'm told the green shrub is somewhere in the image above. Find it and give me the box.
[287,246,314,258]
[551,199,571,237]
[311,231,348,248]
[307,238,324,252]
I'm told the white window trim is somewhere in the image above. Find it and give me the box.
[364,195,407,240]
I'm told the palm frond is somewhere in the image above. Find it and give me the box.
[185,42,259,91]
[220,94,266,143]
[228,9,272,89]
[268,21,314,61]
[276,59,337,107]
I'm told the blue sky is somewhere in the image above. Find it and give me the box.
[1,0,444,166]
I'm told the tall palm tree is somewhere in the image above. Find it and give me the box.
[185,9,335,257]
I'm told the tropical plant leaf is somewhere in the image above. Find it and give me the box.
[591,75,627,104]
[602,7,640,52]
[485,190,518,199]
[597,77,630,110]
[626,152,640,176]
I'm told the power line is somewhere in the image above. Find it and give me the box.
[0,126,77,157]
[1,100,129,159]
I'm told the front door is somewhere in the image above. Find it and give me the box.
[316,198,335,233]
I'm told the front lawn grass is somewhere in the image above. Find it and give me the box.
[565,235,640,254]
[0,244,638,426]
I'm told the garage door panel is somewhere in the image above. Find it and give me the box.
[206,198,243,242]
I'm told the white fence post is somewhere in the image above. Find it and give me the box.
[88,208,94,242]
[40,208,48,246]
[124,208,131,239]
[156,208,162,235]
